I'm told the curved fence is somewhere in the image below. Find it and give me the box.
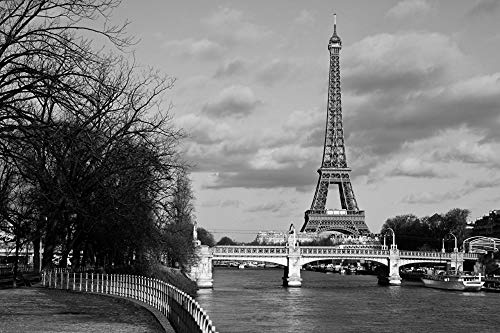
[42,269,217,333]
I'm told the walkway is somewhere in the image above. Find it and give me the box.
[0,287,175,332]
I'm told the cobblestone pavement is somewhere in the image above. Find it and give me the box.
[0,287,167,332]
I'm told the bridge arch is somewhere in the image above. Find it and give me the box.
[212,256,286,267]
[300,257,388,267]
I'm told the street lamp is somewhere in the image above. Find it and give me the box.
[442,233,458,253]
[449,232,458,253]
[387,227,397,250]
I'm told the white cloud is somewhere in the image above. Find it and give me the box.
[389,157,445,178]
[344,32,469,94]
[203,7,272,44]
[162,38,224,60]
[386,0,432,20]
[255,59,298,85]
[202,85,261,118]
[177,113,235,144]
[214,58,248,78]
[294,10,315,25]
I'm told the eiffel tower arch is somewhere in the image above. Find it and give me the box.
[301,15,370,236]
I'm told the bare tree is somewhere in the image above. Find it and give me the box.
[0,0,194,275]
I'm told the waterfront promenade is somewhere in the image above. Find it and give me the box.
[0,286,175,332]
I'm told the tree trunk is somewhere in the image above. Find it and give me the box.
[13,234,20,288]
[33,238,40,273]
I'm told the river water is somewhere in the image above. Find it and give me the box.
[196,268,499,333]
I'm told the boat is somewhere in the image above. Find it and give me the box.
[238,263,246,269]
[421,270,484,291]
[482,277,500,293]
[400,268,426,282]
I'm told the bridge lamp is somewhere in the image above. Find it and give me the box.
[387,227,397,250]
[449,232,458,253]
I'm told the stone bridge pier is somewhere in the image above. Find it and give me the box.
[283,243,302,287]
[188,244,214,288]
[387,247,402,285]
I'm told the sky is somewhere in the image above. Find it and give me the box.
[112,0,500,241]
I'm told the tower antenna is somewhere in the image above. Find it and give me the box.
[333,13,337,33]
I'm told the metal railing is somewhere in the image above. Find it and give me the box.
[301,247,389,256]
[42,269,217,333]
[213,245,288,256]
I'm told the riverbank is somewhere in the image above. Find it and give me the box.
[0,286,174,332]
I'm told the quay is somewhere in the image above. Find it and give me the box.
[0,286,172,332]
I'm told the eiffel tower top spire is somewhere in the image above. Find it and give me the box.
[328,13,342,51]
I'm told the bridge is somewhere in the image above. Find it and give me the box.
[188,239,481,288]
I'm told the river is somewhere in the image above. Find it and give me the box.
[196,268,499,333]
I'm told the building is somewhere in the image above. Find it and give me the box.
[472,210,500,238]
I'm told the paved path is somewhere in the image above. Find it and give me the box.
[0,287,174,332]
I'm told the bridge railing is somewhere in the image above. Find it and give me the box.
[213,245,288,255]
[399,251,451,258]
[301,247,389,256]
[42,269,217,333]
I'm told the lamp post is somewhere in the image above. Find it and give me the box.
[382,234,387,250]
[449,232,458,253]
[387,227,397,250]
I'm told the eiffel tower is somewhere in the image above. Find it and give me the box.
[301,15,370,236]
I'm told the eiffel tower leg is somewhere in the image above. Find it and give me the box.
[311,177,329,211]
[337,182,348,210]
[343,181,359,211]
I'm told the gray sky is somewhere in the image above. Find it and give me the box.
[113,0,500,241]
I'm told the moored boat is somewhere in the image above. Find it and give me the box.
[421,270,484,291]
[482,277,500,293]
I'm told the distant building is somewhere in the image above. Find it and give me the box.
[472,210,500,238]
[255,230,380,246]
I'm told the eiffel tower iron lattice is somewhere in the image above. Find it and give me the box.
[301,15,370,236]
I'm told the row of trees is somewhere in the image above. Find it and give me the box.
[0,0,198,278]
[380,208,470,251]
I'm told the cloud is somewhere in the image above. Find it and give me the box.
[365,126,500,184]
[245,201,288,213]
[255,59,297,86]
[433,134,500,166]
[202,85,261,118]
[200,199,241,208]
[343,32,468,94]
[388,157,445,178]
[207,168,316,191]
[177,113,235,144]
[468,0,500,16]
[181,106,324,190]
[386,0,432,20]
[214,57,306,85]
[340,32,500,166]
[401,190,463,204]
[294,10,315,25]
[214,59,248,78]
[162,38,224,60]
[203,7,271,44]
[401,176,500,204]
